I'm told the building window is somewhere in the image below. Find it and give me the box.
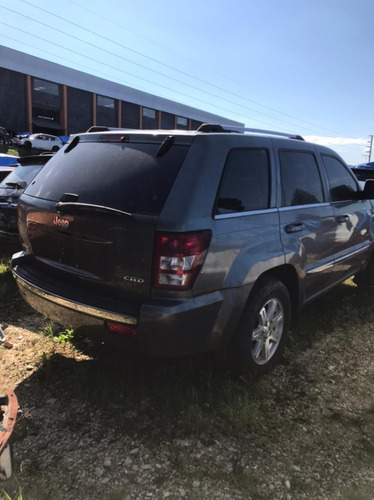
[67,87,92,134]
[160,112,175,129]
[96,94,117,127]
[97,95,115,109]
[176,116,188,130]
[32,77,61,110]
[142,107,157,129]
[122,101,140,129]
[33,78,59,96]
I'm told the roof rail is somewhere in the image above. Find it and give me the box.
[86,126,120,133]
[197,123,304,141]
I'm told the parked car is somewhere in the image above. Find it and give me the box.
[0,154,52,241]
[351,161,374,182]
[0,154,19,182]
[0,154,19,167]
[12,131,31,147]
[0,127,11,146]
[17,133,63,152]
[11,125,374,376]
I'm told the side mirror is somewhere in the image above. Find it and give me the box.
[361,179,374,199]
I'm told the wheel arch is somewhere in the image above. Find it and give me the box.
[251,264,300,315]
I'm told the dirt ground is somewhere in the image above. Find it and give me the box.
[1,271,374,500]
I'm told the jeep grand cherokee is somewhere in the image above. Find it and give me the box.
[11,125,374,376]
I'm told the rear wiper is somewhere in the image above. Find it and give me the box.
[55,202,132,217]
[5,181,27,189]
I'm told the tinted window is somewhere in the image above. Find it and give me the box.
[280,151,323,206]
[0,164,43,186]
[24,142,189,216]
[322,155,357,201]
[215,148,270,214]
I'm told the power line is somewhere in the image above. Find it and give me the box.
[1,34,123,84]
[62,0,358,137]
[0,23,288,130]
[13,0,353,137]
[3,5,318,133]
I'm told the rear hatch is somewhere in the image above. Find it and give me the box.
[18,132,192,301]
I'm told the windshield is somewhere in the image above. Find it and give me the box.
[0,164,43,187]
[24,141,190,215]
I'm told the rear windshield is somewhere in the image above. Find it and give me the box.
[24,141,190,215]
[0,164,43,187]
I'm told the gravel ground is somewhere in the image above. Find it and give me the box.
[1,279,374,500]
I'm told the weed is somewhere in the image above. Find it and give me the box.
[39,323,74,346]
[0,490,23,500]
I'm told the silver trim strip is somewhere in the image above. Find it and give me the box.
[278,203,330,212]
[334,243,371,264]
[307,262,334,275]
[214,208,278,220]
[12,271,138,325]
[307,243,371,276]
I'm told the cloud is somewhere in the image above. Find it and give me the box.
[304,135,367,146]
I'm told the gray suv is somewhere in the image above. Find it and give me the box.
[11,125,374,376]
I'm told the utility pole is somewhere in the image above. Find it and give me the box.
[366,135,373,162]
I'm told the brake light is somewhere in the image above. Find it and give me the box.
[154,230,211,290]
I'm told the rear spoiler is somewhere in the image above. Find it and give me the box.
[0,391,18,480]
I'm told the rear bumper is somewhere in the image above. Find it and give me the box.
[12,253,246,357]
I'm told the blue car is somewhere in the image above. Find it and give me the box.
[0,154,19,167]
[351,162,374,182]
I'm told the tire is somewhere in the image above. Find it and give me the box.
[24,141,31,150]
[227,278,291,377]
[0,137,5,146]
[52,146,59,152]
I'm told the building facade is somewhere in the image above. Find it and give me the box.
[0,46,243,137]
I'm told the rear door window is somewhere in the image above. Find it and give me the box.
[25,141,190,215]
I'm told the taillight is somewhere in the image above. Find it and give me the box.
[106,321,138,337]
[154,230,211,290]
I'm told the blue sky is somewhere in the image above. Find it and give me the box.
[0,0,373,164]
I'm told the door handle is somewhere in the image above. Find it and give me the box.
[336,215,350,223]
[284,223,305,233]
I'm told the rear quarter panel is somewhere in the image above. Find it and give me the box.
[158,134,286,294]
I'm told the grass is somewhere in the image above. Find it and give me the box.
[0,146,38,158]
[0,256,16,302]
[39,323,75,347]
[2,246,372,442]
[1,243,374,498]
[0,490,23,500]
